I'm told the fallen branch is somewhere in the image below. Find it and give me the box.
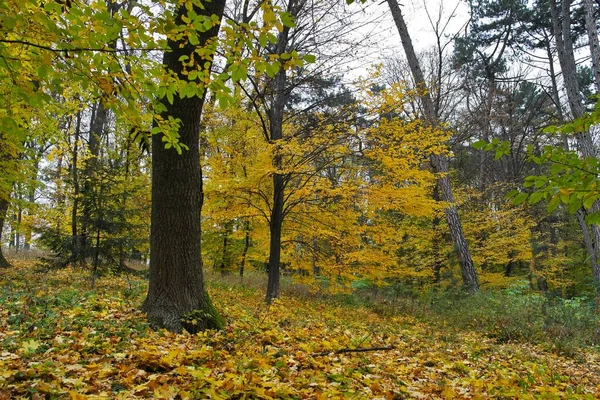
[311,346,395,357]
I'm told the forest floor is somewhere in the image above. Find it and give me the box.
[1,259,600,399]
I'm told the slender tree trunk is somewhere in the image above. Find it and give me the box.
[81,102,107,263]
[0,197,10,268]
[432,184,442,283]
[267,171,285,303]
[91,228,101,288]
[265,2,293,303]
[583,0,600,90]
[24,155,41,251]
[220,222,232,277]
[15,192,21,252]
[387,0,479,292]
[239,218,250,278]
[142,0,226,333]
[311,236,320,276]
[71,112,81,267]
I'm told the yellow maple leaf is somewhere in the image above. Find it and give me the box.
[20,339,40,353]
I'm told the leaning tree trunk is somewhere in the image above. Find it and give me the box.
[142,0,226,333]
[387,0,479,292]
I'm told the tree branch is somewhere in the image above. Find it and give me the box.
[311,346,396,356]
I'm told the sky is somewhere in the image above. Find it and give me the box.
[335,0,470,82]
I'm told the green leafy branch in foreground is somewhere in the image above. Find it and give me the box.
[472,100,600,224]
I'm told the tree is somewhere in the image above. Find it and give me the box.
[141,0,227,333]
[386,0,480,292]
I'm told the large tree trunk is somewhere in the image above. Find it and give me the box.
[550,0,600,293]
[387,0,480,292]
[142,0,226,333]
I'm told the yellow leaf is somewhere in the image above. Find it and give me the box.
[41,52,53,66]
[69,391,89,400]
[20,339,40,353]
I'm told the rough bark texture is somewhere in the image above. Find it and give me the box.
[0,197,10,268]
[583,0,600,90]
[550,0,600,293]
[142,0,226,333]
[387,0,479,292]
[266,2,293,303]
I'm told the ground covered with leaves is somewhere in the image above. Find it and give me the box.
[1,261,600,399]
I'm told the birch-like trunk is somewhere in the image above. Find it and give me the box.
[387,0,479,292]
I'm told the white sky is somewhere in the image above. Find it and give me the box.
[340,0,470,79]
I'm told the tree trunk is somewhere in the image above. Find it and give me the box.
[24,155,41,251]
[311,236,320,276]
[71,112,82,267]
[15,192,21,252]
[265,3,293,303]
[142,0,226,333]
[220,222,232,277]
[239,218,250,278]
[267,171,284,303]
[432,184,442,283]
[550,0,600,293]
[81,102,107,263]
[387,0,479,292]
[0,197,10,268]
[583,0,600,90]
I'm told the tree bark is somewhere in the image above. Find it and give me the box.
[142,0,226,333]
[239,218,250,278]
[387,0,479,292]
[583,0,600,91]
[550,0,600,293]
[219,221,232,276]
[0,197,10,268]
[71,112,82,267]
[81,101,107,263]
[266,1,293,303]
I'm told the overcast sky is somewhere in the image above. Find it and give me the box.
[339,0,469,80]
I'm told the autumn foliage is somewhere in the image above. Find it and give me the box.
[1,260,600,399]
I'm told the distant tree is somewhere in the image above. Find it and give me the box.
[386,0,480,292]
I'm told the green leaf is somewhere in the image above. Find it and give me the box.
[280,12,296,28]
[583,195,598,210]
[569,198,581,213]
[265,62,280,78]
[258,34,268,48]
[529,191,545,205]
[472,140,488,150]
[505,189,519,199]
[303,54,316,64]
[513,193,528,205]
